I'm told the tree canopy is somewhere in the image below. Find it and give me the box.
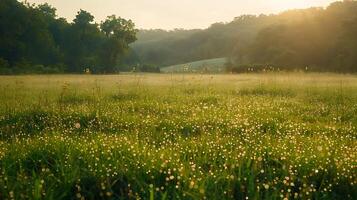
[0,0,138,74]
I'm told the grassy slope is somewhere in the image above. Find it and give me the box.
[0,73,356,199]
[161,58,227,73]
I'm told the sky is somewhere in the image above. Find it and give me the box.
[26,0,338,30]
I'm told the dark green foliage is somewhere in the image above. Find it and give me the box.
[0,0,138,74]
[0,58,11,74]
[99,15,138,73]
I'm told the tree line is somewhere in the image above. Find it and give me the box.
[0,0,142,74]
[133,1,357,73]
[1,0,357,74]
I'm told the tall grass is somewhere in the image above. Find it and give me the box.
[0,73,356,199]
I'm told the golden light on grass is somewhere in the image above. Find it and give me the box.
[0,73,355,199]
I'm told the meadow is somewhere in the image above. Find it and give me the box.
[160,58,227,73]
[0,73,356,200]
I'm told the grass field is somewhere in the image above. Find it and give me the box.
[0,73,356,200]
[161,58,227,73]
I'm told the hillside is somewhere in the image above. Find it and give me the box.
[131,16,270,67]
[132,1,357,73]
[161,58,227,73]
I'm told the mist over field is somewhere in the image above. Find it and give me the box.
[0,0,356,200]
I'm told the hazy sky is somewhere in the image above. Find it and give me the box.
[26,0,337,30]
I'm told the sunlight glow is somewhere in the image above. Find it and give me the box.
[266,0,326,11]
[26,0,336,29]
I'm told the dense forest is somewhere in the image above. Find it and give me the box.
[133,1,357,73]
[1,0,357,74]
[0,0,140,74]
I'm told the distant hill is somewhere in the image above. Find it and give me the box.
[132,1,357,73]
[131,15,278,67]
[161,58,227,73]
